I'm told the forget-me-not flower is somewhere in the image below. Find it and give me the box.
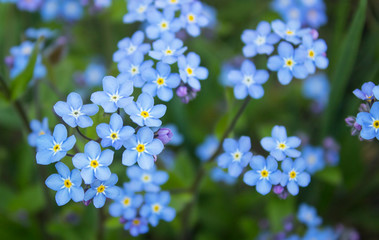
[118,53,154,88]
[83,62,106,87]
[126,165,169,192]
[140,191,176,227]
[196,135,219,162]
[109,185,143,220]
[261,125,301,161]
[300,34,328,74]
[297,203,322,227]
[356,102,379,140]
[124,217,149,237]
[302,145,325,174]
[45,162,84,206]
[145,8,182,40]
[28,118,51,148]
[36,124,76,165]
[210,168,237,185]
[40,0,59,21]
[180,1,209,37]
[17,0,41,12]
[149,33,187,64]
[113,31,151,63]
[54,92,99,128]
[61,0,83,21]
[243,155,282,195]
[302,73,330,107]
[178,52,208,90]
[353,81,376,101]
[123,0,153,23]
[122,127,164,170]
[280,157,311,195]
[84,173,120,208]
[271,20,303,44]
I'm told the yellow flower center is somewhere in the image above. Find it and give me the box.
[39,131,45,136]
[286,30,294,35]
[285,59,294,67]
[53,144,61,152]
[133,219,140,225]
[186,67,193,75]
[90,159,99,168]
[278,143,287,150]
[110,132,118,140]
[110,94,120,102]
[131,66,138,75]
[373,120,379,129]
[123,197,131,206]
[188,14,195,22]
[137,6,146,13]
[64,179,72,188]
[142,174,151,182]
[157,77,165,85]
[160,21,169,29]
[308,50,315,58]
[289,170,297,179]
[170,0,177,3]
[141,111,149,118]
[260,169,269,178]
[232,151,242,161]
[165,49,173,55]
[152,204,161,213]
[97,185,105,193]
[136,144,145,153]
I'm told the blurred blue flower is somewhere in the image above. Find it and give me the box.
[300,34,328,74]
[123,0,153,23]
[36,124,76,165]
[356,102,379,140]
[178,52,208,90]
[180,1,209,37]
[113,31,151,63]
[124,217,149,237]
[272,20,304,44]
[122,127,164,169]
[261,125,301,161]
[155,0,189,10]
[142,62,181,101]
[280,157,311,195]
[140,191,176,227]
[72,141,114,184]
[109,185,143,220]
[83,62,106,87]
[40,0,59,21]
[164,124,183,146]
[297,203,322,227]
[149,33,187,64]
[228,59,269,99]
[84,173,120,208]
[28,118,51,148]
[210,168,237,185]
[243,155,282,195]
[17,0,42,12]
[303,227,338,240]
[126,165,169,192]
[353,81,375,101]
[125,93,167,127]
[217,136,253,177]
[241,21,280,57]
[302,145,325,174]
[118,53,154,88]
[45,162,84,206]
[96,113,135,150]
[267,41,308,85]
[302,73,330,106]
[54,92,99,128]
[196,135,219,161]
[146,8,182,39]
[61,0,83,21]
[94,0,112,8]
[91,76,134,113]
[25,28,57,39]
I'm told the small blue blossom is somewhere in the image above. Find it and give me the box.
[297,203,322,227]
[280,157,311,196]
[123,0,153,23]
[228,59,269,99]
[109,185,143,220]
[36,124,76,165]
[125,93,167,127]
[61,0,83,22]
[91,76,134,113]
[302,73,330,107]
[353,81,376,101]
[217,136,253,177]
[72,141,114,184]
[243,155,282,195]
[122,127,164,169]
[54,92,99,128]
[196,135,219,162]
[356,102,379,140]
[210,168,237,185]
[142,62,181,101]
[118,53,154,88]
[83,62,106,87]
[241,21,280,57]
[17,0,41,12]
[28,118,51,148]
[124,217,149,237]
[94,0,112,8]
[149,33,187,64]
[96,113,135,150]
[302,145,325,174]
[45,162,84,206]
[303,227,338,240]
[25,28,57,40]
[113,31,151,63]
[84,173,120,208]
[267,41,308,85]
[261,125,301,161]
[140,191,176,227]
[146,8,182,39]
[126,165,168,192]
[178,52,208,90]
[271,20,304,44]
[40,0,59,21]
[164,124,183,146]
[155,0,189,10]
[300,34,328,74]
[180,1,209,37]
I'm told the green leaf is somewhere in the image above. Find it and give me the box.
[266,197,295,232]
[322,0,367,136]
[9,36,44,100]
[8,184,45,213]
[170,193,193,213]
[314,167,343,186]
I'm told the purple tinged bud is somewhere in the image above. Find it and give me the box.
[353,122,362,131]
[310,29,319,39]
[345,116,356,126]
[83,199,92,206]
[176,86,188,97]
[278,191,288,199]
[274,232,286,240]
[359,103,370,112]
[5,56,14,68]
[273,185,284,194]
[155,128,173,145]
[119,217,127,224]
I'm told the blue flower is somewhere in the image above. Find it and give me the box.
[210,168,237,185]
[124,217,149,237]
[125,165,169,192]
[196,135,219,162]
[146,8,182,39]
[353,81,376,101]
[300,34,328,74]
[54,92,99,128]
[123,0,153,23]
[28,118,51,148]
[45,162,84,206]
[96,113,135,150]
[84,173,120,208]
[180,2,209,37]
[302,73,330,106]
[83,62,106,87]
[267,41,308,85]
[36,124,76,165]
[25,28,57,40]
[297,203,322,227]
[72,141,114,184]
[141,62,181,101]
[241,21,280,57]
[40,0,59,21]
[122,127,164,169]
[217,136,253,177]
[261,125,301,161]
[113,31,151,63]
[140,191,176,227]
[118,53,154,88]
[61,0,83,21]
[356,102,379,140]
[280,157,311,195]
[109,185,143,220]
[303,227,338,240]
[94,0,112,8]
[178,52,208,90]
[125,93,167,127]
[228,59,269,99]
[302,145,325,174]
[164,124,183,146]
[149,33,187,64]
[16,0,41,12]
[243,155,282,195]
[271,20,304,44]
[91,76,134,113]
[155,0,190,10]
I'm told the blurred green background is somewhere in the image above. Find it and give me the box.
[1,0,379,239]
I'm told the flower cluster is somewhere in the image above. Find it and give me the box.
[114,0,211,103]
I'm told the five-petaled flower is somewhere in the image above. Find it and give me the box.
[280,157,311,196]
[125,165,169,192]
[140,191,176,227]
[84,173,120,208]
[178,52,208,90]
[356,102,379,140]
[109,185,144,220]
